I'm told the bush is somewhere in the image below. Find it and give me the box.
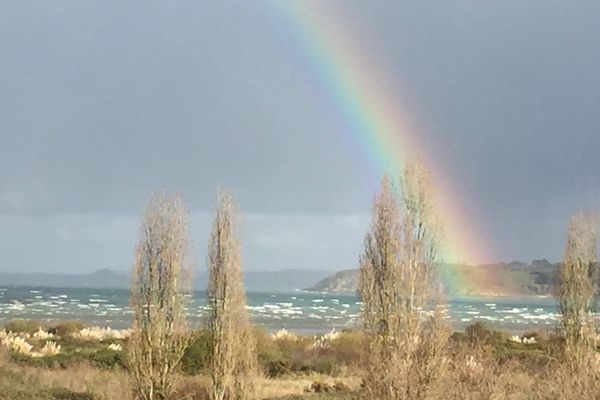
[5,319,44,335]
[521,330,547,343]
[270,336,309,377]
[11,352,84,369]
[276,336,309,359]
[50,322,86,338]
[263,359,293,378]
[255,328,283,372]
[464,322,505,345]
[11,347,125,370]
[300,355,338,375]
[327,330,362,367]
[254,329,362,378]
[88,348,126,369]
[47,388,95,400]
[180,330,212,375]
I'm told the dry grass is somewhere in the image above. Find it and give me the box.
[255,375,360,399]
[0,347,361,400]
[2,324,600,400]
[2,350,600,400]
[4,362,133,400]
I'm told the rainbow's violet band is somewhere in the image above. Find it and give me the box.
[274,3,494,283]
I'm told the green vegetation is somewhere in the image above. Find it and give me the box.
[2,319,590,400]
[49,322,86,338]
[5,319,45,335]
[181,330,212,375]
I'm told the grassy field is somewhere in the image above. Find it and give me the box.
[0,319,597,399]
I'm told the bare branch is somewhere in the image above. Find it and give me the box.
[207,189,257,400]
[127,192,192,400]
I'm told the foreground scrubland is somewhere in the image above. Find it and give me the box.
[0,319,599,399]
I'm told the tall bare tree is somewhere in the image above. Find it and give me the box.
[207,189,257,400]
[358,163,446,400]
[128,193,192,400]
[358,175,403,398]
[556,211,599,364]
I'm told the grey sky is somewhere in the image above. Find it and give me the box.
[1,1,599,273]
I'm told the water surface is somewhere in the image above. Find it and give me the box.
[0,287,559,334]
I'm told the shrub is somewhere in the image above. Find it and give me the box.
[11,352,85,368]
[269,336,309,377]
[255,328,283,371]
[254,332,300,377]
[327,330,362,367]
[180,330,212,375]
[251,329,362,378]
[300,355,338,375]
[88,348,126,369]
[47,388,95,400]
[464,322,505,345]
[50,322,86,338]
[276,336,309,359]
[522,330,547,343]
[10,346,125,370]
[5,319,44,335]
[263,359,293,378]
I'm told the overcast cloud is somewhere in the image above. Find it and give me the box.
[1,1,599,272]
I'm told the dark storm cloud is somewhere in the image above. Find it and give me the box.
[0,1,598,272]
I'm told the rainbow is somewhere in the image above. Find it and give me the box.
[271,3,495,288]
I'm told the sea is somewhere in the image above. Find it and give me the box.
[0,286,559,334]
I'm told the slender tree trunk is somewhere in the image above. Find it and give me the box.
[555,211,599,367]
[127,193,192,400]
[207,189,257,400]
[358,163,448,400]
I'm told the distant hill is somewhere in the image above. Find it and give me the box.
[0,269,130,289]
[306,260,558,297]
[307,269,359,293]
[0,268,335,293]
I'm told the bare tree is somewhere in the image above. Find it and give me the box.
[555,211,599,365]
[358,163,446,400]
[127,193,192,400]
[207,189,257,400]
